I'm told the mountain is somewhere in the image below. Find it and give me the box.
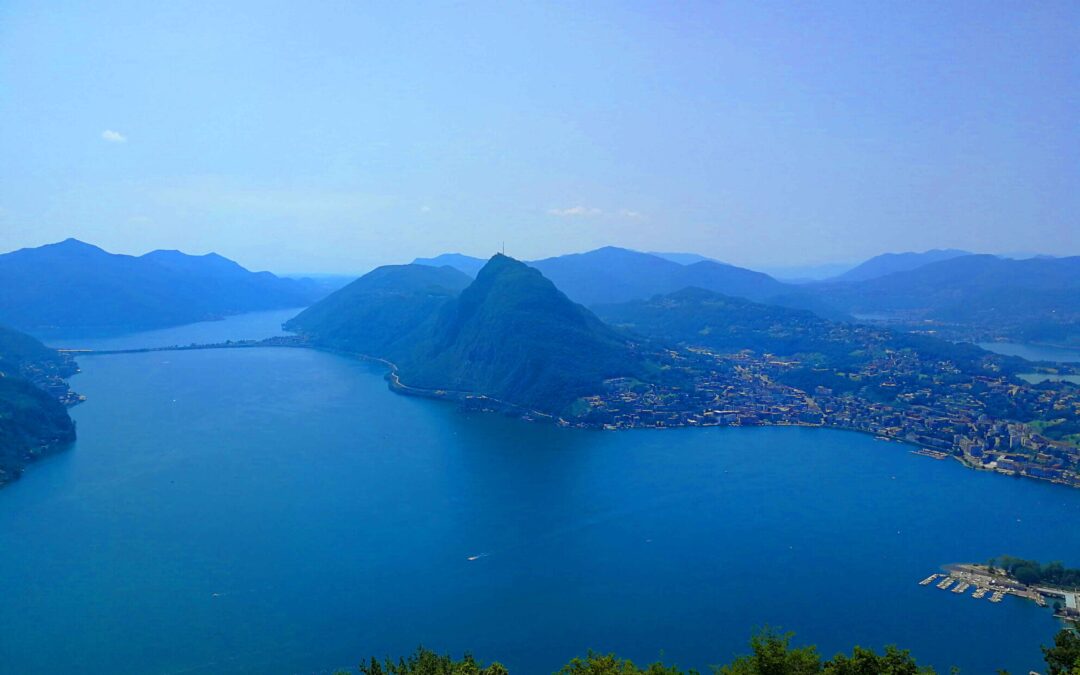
[284,264,472,359]
[595,287,1029,381]
[291,254,649,416]
[400,255,648,415]
[0,323,70,376]
[594,287,837,356]
[411,253,488,277]
[0,239,329,334]
[528,246,808,309]
[0,324,77,486]
[647,251,718,265]
[832,249,972,282]
[815,254,1080,344]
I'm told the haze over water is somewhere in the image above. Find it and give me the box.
[2,313,1077,674]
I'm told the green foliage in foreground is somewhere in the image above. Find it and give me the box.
[343,628,1080,675]
[1042,628,1080,675]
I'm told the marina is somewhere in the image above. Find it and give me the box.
[919,564,1080,624]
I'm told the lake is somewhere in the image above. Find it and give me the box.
[978,341,1080,364]
[2,314,1078,674]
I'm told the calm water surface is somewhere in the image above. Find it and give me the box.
[42,307,304,351]
[978,341,1080,364]
[2,315,1078,674]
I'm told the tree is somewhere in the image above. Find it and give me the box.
[712,628,821,675]
[355,647,508,675]
[1042,629,1080,675]
[824,645,935,674]
[557,652,696,675]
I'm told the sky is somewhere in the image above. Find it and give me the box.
[1,1,1077,274]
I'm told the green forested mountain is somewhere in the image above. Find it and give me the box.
[0,323,73,377]
[285,264,472,359]
[0,324,76,487]
[292,255,650,416]
[0,239,329,334]
[594,287,1028,379]
[399,255,649,415]
[594,287,840,356]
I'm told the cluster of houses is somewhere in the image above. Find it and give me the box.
[577,343,1080,489]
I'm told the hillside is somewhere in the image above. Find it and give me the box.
[833,249,971,282]
[399,255,649,416]
[0,325,77,487]
[816,254,1080,344]
[595,287,838,356]
[595,287,1028,377]
[0,239,329,334]
[284,264,472,359]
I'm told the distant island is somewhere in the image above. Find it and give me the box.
[0,325,80,487]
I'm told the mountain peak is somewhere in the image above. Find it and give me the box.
[44,238,108,255]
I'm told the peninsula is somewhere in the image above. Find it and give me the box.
[286,255,1080,489]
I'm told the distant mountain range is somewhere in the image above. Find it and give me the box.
[0,239,332,334]
[815,254,1080,344]
[410,253,488,278]
[413,246,1078,344]
[293,250,1069,420]
[831,249,972,282]
[290,255,649,416]
[413,246,831,315]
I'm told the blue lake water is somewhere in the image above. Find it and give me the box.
[2,315,1078,674]
[978,341,1080,364]
[42,307,304,351]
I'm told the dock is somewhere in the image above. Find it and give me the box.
[919,574,939,586]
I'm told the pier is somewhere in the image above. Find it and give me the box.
[918,565,1080,624]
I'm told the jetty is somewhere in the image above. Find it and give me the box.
[57,335,309,356]
[919,574,939,586]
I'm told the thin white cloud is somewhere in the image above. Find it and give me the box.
[548,206,603,217]
[618,209,644,219]
[101,130,127,143]
[420,205,432,213]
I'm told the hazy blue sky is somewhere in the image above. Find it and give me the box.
[1,1,1076,273]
